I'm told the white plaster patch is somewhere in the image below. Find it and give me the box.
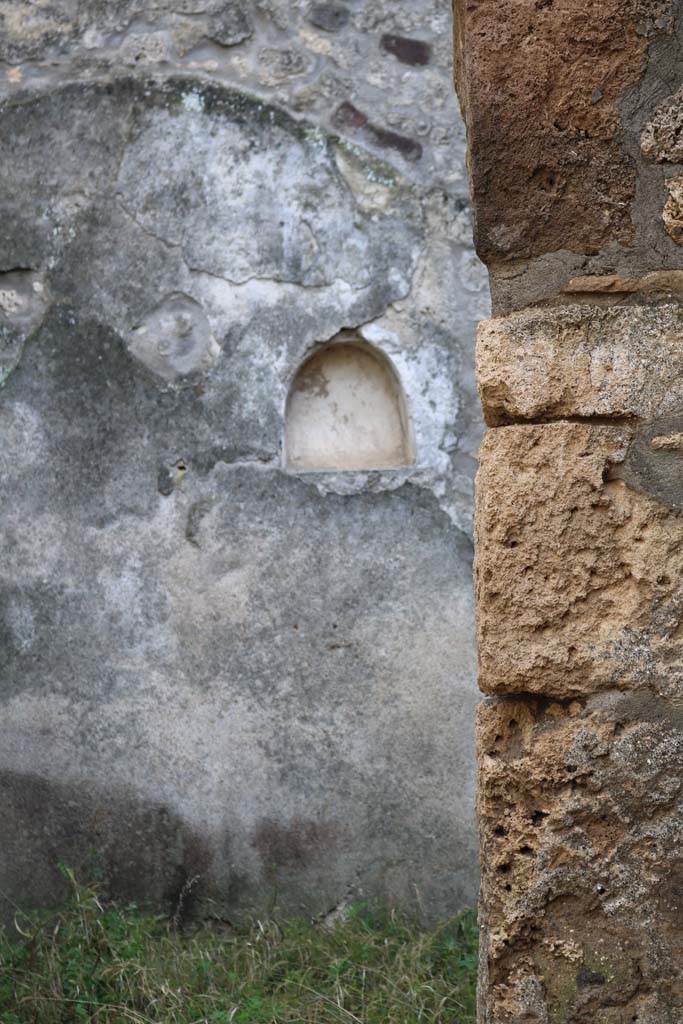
[0,401,48,468]
[181,88,205,112]
[361,322,459,476]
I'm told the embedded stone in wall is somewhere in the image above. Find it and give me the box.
[0,269,46,327]
[307,3,350,33]
[380,34,432,67]
[476,304,683,426]
[562,270,683,298]
[663,174,683,246]
[286,340,414,471]
[332,102,423,163]
[127,294,220,384]
[0,269,48,385]
[208,3,253,47]
[452,0,675,262]
[641,86,683,163]
[453,0,682,313]
[475,421,683,698]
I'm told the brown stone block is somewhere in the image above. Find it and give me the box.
[477,304,683,426]
[475,422,683,697]
[477,693,682,1023]
[452,0,675,263]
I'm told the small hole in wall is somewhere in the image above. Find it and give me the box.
[285,338,415,472]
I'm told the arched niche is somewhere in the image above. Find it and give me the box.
[285,339,415,471]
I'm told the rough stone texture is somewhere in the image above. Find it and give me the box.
[474,407,683,1024]
[453,0,683,314]
[477,304,683,425]
[477,693,682,1024]
[0,2,488,925]
[663,173,683,244]
[561,269,683,298]
[476,422,683,698]
[641,85,683,163]
[455,1,683,1019]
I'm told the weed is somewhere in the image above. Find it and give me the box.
[0,869,477,1023]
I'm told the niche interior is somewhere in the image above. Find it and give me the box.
[285,338,414,471]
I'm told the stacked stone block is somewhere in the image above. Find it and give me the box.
[454,1,682,1020]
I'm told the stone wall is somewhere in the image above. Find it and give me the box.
[454,1,682,1021]
[0,2,488,924]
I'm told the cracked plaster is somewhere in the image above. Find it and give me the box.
[0,2,487,925]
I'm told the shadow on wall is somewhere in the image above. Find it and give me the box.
[285,336,415,472]
[0,770,212,931]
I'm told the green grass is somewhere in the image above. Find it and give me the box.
[0,869,478,1024]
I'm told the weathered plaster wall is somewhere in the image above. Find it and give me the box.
[454,1,682,1021]
[0,2,488,924]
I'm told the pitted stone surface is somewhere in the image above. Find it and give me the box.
[453,0,677,261]
[641,86,683,163]
[477,693,682,1024]
[457,3,683,1020]
[476,304,683,426]
[475,422,683,699]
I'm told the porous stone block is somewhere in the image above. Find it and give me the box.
[475,422,683,698]
[477,692,682,1024]
[452,0,683,313]
[452,0,676,262]
[458,3,683,1021]
[641,86,683,164]
[477,304,683,426]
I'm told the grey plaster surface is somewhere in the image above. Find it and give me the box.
[0,2,487,924]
